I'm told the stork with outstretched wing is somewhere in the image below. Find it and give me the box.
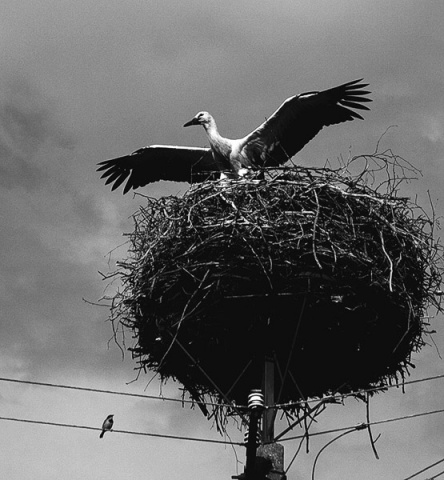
[98,79,371,193]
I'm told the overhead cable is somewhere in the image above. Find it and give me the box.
[0,415,243,445]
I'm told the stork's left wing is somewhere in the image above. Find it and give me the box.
[241,79,372,167]
[97,145,218,193]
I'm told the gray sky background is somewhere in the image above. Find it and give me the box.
[1,1,444,479]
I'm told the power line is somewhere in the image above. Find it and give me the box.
[5,376,444,478]
[0,376,242,409]
[2,373,444,412]
[429,469,444,480]
[2,405,444,446]
[402,457,444,480]
[311,429,359,480]
[272,373,444,410]
[0,415,243,445]
[279,407,444,443]
[3,412,444,480]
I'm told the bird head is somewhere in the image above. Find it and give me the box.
[183,111,213,128]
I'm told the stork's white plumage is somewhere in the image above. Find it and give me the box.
[98,79,371,193]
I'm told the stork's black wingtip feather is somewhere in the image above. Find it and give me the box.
[123,183,133,195]
[350,111,365,120]
[341,78,366,88]
[345,81,370,91]
[96,162,109,172]
[341,101,371,111]
[345,95,372,102]
[348,78,364,84]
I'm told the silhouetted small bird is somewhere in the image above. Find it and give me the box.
[99,414,114,438]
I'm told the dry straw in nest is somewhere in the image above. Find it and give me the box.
[105,151,443,428]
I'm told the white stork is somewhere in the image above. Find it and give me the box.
[98,79,371,193]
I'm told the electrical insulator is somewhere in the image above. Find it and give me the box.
[244,425,262,445]
[248,389,265,410]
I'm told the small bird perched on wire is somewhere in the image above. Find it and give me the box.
[99,414,114,438]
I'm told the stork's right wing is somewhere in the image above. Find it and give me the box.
[242,79,372,167]
[97,145,218,194]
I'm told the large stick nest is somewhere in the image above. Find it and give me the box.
[106,152,443,427]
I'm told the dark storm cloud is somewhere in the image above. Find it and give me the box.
[0,143,45,189]
[0,191,126,379]
[0,77,75,190]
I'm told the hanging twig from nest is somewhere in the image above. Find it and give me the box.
[379,230,394,292]
[365,392,381,459]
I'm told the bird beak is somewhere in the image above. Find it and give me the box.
[183,117,199,127]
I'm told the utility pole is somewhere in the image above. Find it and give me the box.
[235,356,285,480]
[262,356,276,443]
[257,356,285,480]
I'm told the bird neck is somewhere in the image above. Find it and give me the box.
[203,122,232,157]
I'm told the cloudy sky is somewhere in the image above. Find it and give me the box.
[1,0,444,478]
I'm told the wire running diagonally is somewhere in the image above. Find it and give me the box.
[0,415,243,445]
[0,376,245,409]
[402,457,444,480]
